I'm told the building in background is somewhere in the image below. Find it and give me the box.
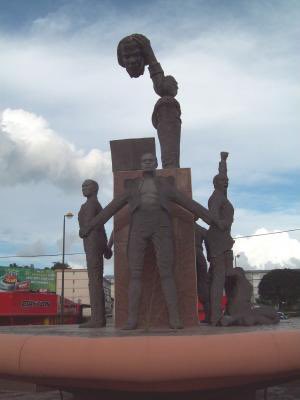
[0,266,82,325]
[245,270,268,302]
[55,269,113,317]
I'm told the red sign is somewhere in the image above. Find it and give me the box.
[0,292,57,316]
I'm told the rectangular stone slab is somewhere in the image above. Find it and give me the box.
[110,138,156,172]
[113,168,198,328]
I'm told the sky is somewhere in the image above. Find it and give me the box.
[0,0,299,274]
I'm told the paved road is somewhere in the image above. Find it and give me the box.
[0,391,72,399]
[257,381,300,399]
[1,382,300,399]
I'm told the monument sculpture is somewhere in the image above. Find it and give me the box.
[221,267,280,326]
[118,34,181,168]
[206,152,235,325]
[0,30,290,400]
[78,179,112,328]
[77,35,278,333]
[195,223,210,322]
[80,153,211,329]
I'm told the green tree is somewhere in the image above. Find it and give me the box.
[51,261,71,270]
[258,269,300,310]
[8,263,35,269]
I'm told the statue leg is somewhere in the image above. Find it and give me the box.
[233,309,279,326]
[124,230,148,329]
[173,125,181,168]
[225,250,234,276]
[157,121,180,168]
[254,307,280,324]
[80,246,106,328]
[196,250,210,321]
[152,226,182,329]
[209,254,226,326]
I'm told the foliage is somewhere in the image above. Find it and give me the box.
[258,268,300,309]
[9,263,34,269]
[51,261,71,270]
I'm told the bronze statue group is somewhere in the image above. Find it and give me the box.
[78,34,279,330]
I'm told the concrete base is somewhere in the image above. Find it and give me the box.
[0,321,300,398]
[71,387,256,400]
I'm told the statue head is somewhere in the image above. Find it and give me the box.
[213,173,228,193]
[160,75,178,97]
[117,35,145,78]
[140,153,158,172]
[82,179,99,198]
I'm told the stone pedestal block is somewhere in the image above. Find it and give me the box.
[113,168,198,328]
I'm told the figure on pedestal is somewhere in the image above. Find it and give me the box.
[152,76,181,168]
[195,223,210,322]
[80,153,211,330]
[220,267,279,326]
[78,180,112,328]
[206,152,235,326]
[117,34,181,168]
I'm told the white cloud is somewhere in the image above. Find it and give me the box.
[0,108,112,192]
[231,206,300,269]
[234,228,300,269]
[16,239,46,257]
[56,231,80,251]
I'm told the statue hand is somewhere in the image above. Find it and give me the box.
[79,226,90,238]
[220,152,229,160]
[104,247,113,260]
[131,34,156,65]
[131,33,150,46]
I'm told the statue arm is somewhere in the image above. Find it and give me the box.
[171,189,212,225]
[148,62,165,96]
[97,203,108,244]
[92,193,128,227]
[132,34,165,95]
[218,152,228,176]
[104,230,113,260]
[79,193,128,238]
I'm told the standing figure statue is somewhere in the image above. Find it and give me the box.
[195,223,210,322]
[152,76,181,168]
[117,34,181,168]
[78,180,112,328]
[220,267,280,326]
[80,153,211,330]
[206,152,235,326]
